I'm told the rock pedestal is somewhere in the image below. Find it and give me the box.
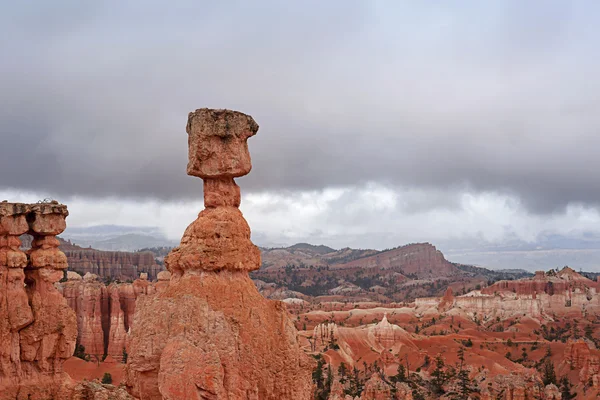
[0,201,77,399]
[126,109,312,399]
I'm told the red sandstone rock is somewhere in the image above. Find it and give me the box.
[564,340,591,370]
[562,340,600,387]
[360,374,392,400]
[57,275,158,362]
[71,381,133,400]
[186,108,258,179]
[371,314,414,352]
[155,271,171,292]
[59,275,107,357]
[166,207,261,274]
[0,202,77,399]
[106,285,128,362]
[438,286,455,312]
[544,383,561,400]
[328,378,345,400]
[126,108,312,399]
[394,382,413,400]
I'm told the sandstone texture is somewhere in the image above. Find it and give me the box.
[0,201,77,399]
[126,108,312,399]
[360,374,391,400]
[57,273,161,362]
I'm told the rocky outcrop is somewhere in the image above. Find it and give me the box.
[370,314,413,351]
[563,340,600,387]
[438,287,455,312]
[71,381,134,400]
[394,382,413,400]
[0,201,77,399]
[313,322,339,351]
[482,268,595,298]
[360,374,392,400]
[492,374,543,400]
[544,384,561,400]
[126,108,313,399]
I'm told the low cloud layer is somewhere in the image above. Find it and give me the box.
[2,1,600,266]
[2,2,600,215]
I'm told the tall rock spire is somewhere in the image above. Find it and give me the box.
[0,201,77,399]
[126,109,312,399]
[166,110,261,275]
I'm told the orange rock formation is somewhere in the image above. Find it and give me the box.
[126,109,312,399]
[0,201,77,399]
[57,272,160,362]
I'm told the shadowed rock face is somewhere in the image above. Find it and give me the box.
[56,273,163,363]
[126,109,312,399]
[0,201,77,399]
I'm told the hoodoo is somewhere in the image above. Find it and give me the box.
[0,201,77,399]
[126,109,313,399]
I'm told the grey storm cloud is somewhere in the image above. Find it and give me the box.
[1,1,600,213]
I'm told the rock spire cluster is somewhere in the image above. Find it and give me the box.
[0,201,77,399]
[126,109,312,399]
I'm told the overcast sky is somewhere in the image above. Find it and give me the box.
[2,1,600,255]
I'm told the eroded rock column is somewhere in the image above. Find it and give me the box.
[0,203,32,383]
[127,109,312,399]
[0,201,77,399]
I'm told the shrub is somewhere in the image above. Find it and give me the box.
[73,344,89,361]
[101,372,112,385]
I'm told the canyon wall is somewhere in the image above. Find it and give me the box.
[126,108,313,399]
[333,243,459,279]
[21,235,163,281]
[419,267,600,322]
[63,248,162,281]
[57,272,169,362]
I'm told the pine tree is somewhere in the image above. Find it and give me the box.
[456,347,473,400]
[312,356,332,400]
[431,355,447,394]
[559,376,576,399]
[345,366,364,398]
[391,364,407,383]
[312,356,324,392]
[338,362,348,383]
[541,359,557,386]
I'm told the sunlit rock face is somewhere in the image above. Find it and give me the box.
[126,109,313,399]
[0,201,77,399]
